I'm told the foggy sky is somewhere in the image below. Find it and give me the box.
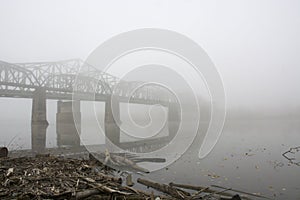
[0,0,300,121]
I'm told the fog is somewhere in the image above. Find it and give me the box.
[0,0,300,121]
[1,1,300,198]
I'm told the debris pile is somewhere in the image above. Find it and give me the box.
[0,154,256,199]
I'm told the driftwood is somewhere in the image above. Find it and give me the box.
[132,188,172,200]
[169,182,259,200]
[76,188,101,199]
[211,185,272,199]
[282,146,300,166]
[0,155,134,199]
[91,150,165,163]
[81,176,131,195]
[0,153,174,199]
[137,178,190,199]
[169,182,234,198]
[0,151,268,200]
[220,195,243,200]
[92,150,151,173]
[133,157,166,163]
[107,150,150,173]
[126,174,134,187]
[96,172,122,184]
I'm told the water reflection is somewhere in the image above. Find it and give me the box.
[56,100,81,148]
[56,123,81,147]
[31,121,81,151]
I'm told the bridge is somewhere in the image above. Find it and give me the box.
[0,59,180,153]
[0,59,174,102]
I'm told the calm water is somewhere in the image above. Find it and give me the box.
[147,120,300,199]
[0,119,300,199]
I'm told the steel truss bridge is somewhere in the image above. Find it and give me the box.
[0,59,174,104]
[0,59,179,153]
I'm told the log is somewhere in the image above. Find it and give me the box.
[97,172,122,184]
[211,185,272,199]
[75,189,101,199]
[94,182,131,195]
[133,188,171,199]
[169,182,233,198]
[76,191,149,200]
[126,174,134,187]
[220,195,242,200]
[132,158,166,163]
[81,177,131,195]
[137,178,190,199]
[170,183,254,200]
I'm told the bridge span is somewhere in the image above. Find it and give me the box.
[0,59,180,153]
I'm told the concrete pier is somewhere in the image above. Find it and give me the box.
[56,101,81,147]
[105,97,120,145]
[31,124,48,151]
[31,88,48,125]
[168,102,181,139]
[31,89,48,151]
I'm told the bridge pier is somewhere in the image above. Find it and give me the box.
[56,100,81,147]
[31,124,48,152]
[31,88,48,151]
[31,88,48,125]
[168,102,181,139]
[105,97,120,145]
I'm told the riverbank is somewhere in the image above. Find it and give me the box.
[0,154,256,200]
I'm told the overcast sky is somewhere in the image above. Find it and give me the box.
[0,0,300,120]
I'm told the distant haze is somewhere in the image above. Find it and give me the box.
[0,0,300,121]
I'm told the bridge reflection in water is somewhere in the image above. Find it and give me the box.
[0,59,180,154]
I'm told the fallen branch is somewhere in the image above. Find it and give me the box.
[189,186,209,199]
[282,146,300,166]
[75,188,102,199]
[169,182,233,198]
[137,178,190,199]
[96,172,122,184]
[211,185,272,200]
[81,177,131,195]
